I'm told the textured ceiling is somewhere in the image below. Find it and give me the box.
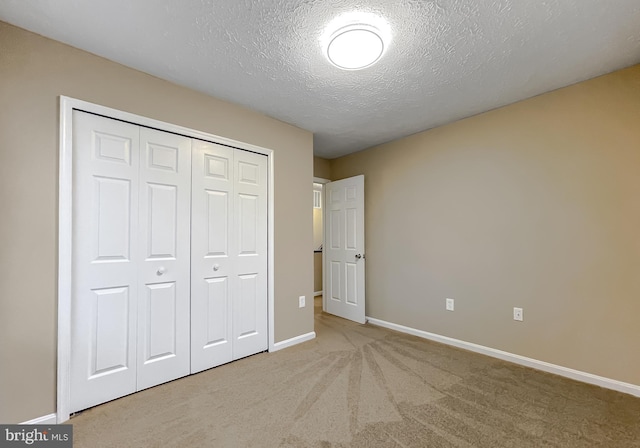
[1,0,639,158]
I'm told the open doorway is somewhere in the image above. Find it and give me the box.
[313,178,330,313]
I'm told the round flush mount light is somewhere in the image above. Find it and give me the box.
[326,24,385,70]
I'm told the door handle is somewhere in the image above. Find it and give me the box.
[157,266,166,276]
[213,264,220,271]
[355,254,365,260]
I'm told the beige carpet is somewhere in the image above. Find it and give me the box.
[71,296,640,447]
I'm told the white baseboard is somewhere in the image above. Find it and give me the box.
[21,413,57,425]
[314,291,323,297]
[366,317,640,398]
[271,331,316,352]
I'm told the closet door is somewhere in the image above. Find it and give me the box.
[136,128,192,390]
[190,141,234,373]
[190,142,268,373]
[70,113,192,412]
[70,111,140,412]
[70,110,269,410]
[232,149,268,360]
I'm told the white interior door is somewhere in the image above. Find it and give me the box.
[136,128,191,390]
[324,175,366,324]
[191,142,268,373]
[70,111,140,412]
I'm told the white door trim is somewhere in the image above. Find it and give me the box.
[57,96,276,423]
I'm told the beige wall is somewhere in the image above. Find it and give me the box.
[0,22,314,423]
[331,65,640,386]
[313,156,331,179]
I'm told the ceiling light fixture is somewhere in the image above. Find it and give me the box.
[326,24,385,70]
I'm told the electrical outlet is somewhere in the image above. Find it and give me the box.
[446,298,454,311]
[513,307,523,321]
[299,296,306,308]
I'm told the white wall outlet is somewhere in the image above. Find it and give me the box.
[513,307,523,321]
[446,298,455,311]
[299,296,306,308]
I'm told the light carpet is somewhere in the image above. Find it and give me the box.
[70,296,640,447]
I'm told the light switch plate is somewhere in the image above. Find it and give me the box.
[446,298,454,311]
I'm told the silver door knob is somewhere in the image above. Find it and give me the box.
[157,266,166,275]
[355,254,362,260]
[213,264,220,271]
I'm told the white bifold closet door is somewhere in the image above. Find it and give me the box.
[70,111,268,413]
[70,111,191,412]
[190,140,268,373]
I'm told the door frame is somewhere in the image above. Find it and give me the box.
[313,177,330,311]
[57,96,276,423]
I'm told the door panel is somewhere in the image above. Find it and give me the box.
[346,208,357,249]
[238,194,258,254]
[237,273,258,338]
[238,160,259,184]
[93,177,132,261]
[90,286,130,377]
[205,277,230,348]
[191,141,234,373]
[330,210,341,249]
[345,263,358,305]
[71,111,139,412]
[93,130,132,164]
[146,183,178,259]
[324,175,366,324]
[206,190,229,256]
[143,282,177,362]
[232,150,268,360]
[147,142,179,172]
[204,153,230,179]
[137,127,191,390]
[331,262,341,300]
